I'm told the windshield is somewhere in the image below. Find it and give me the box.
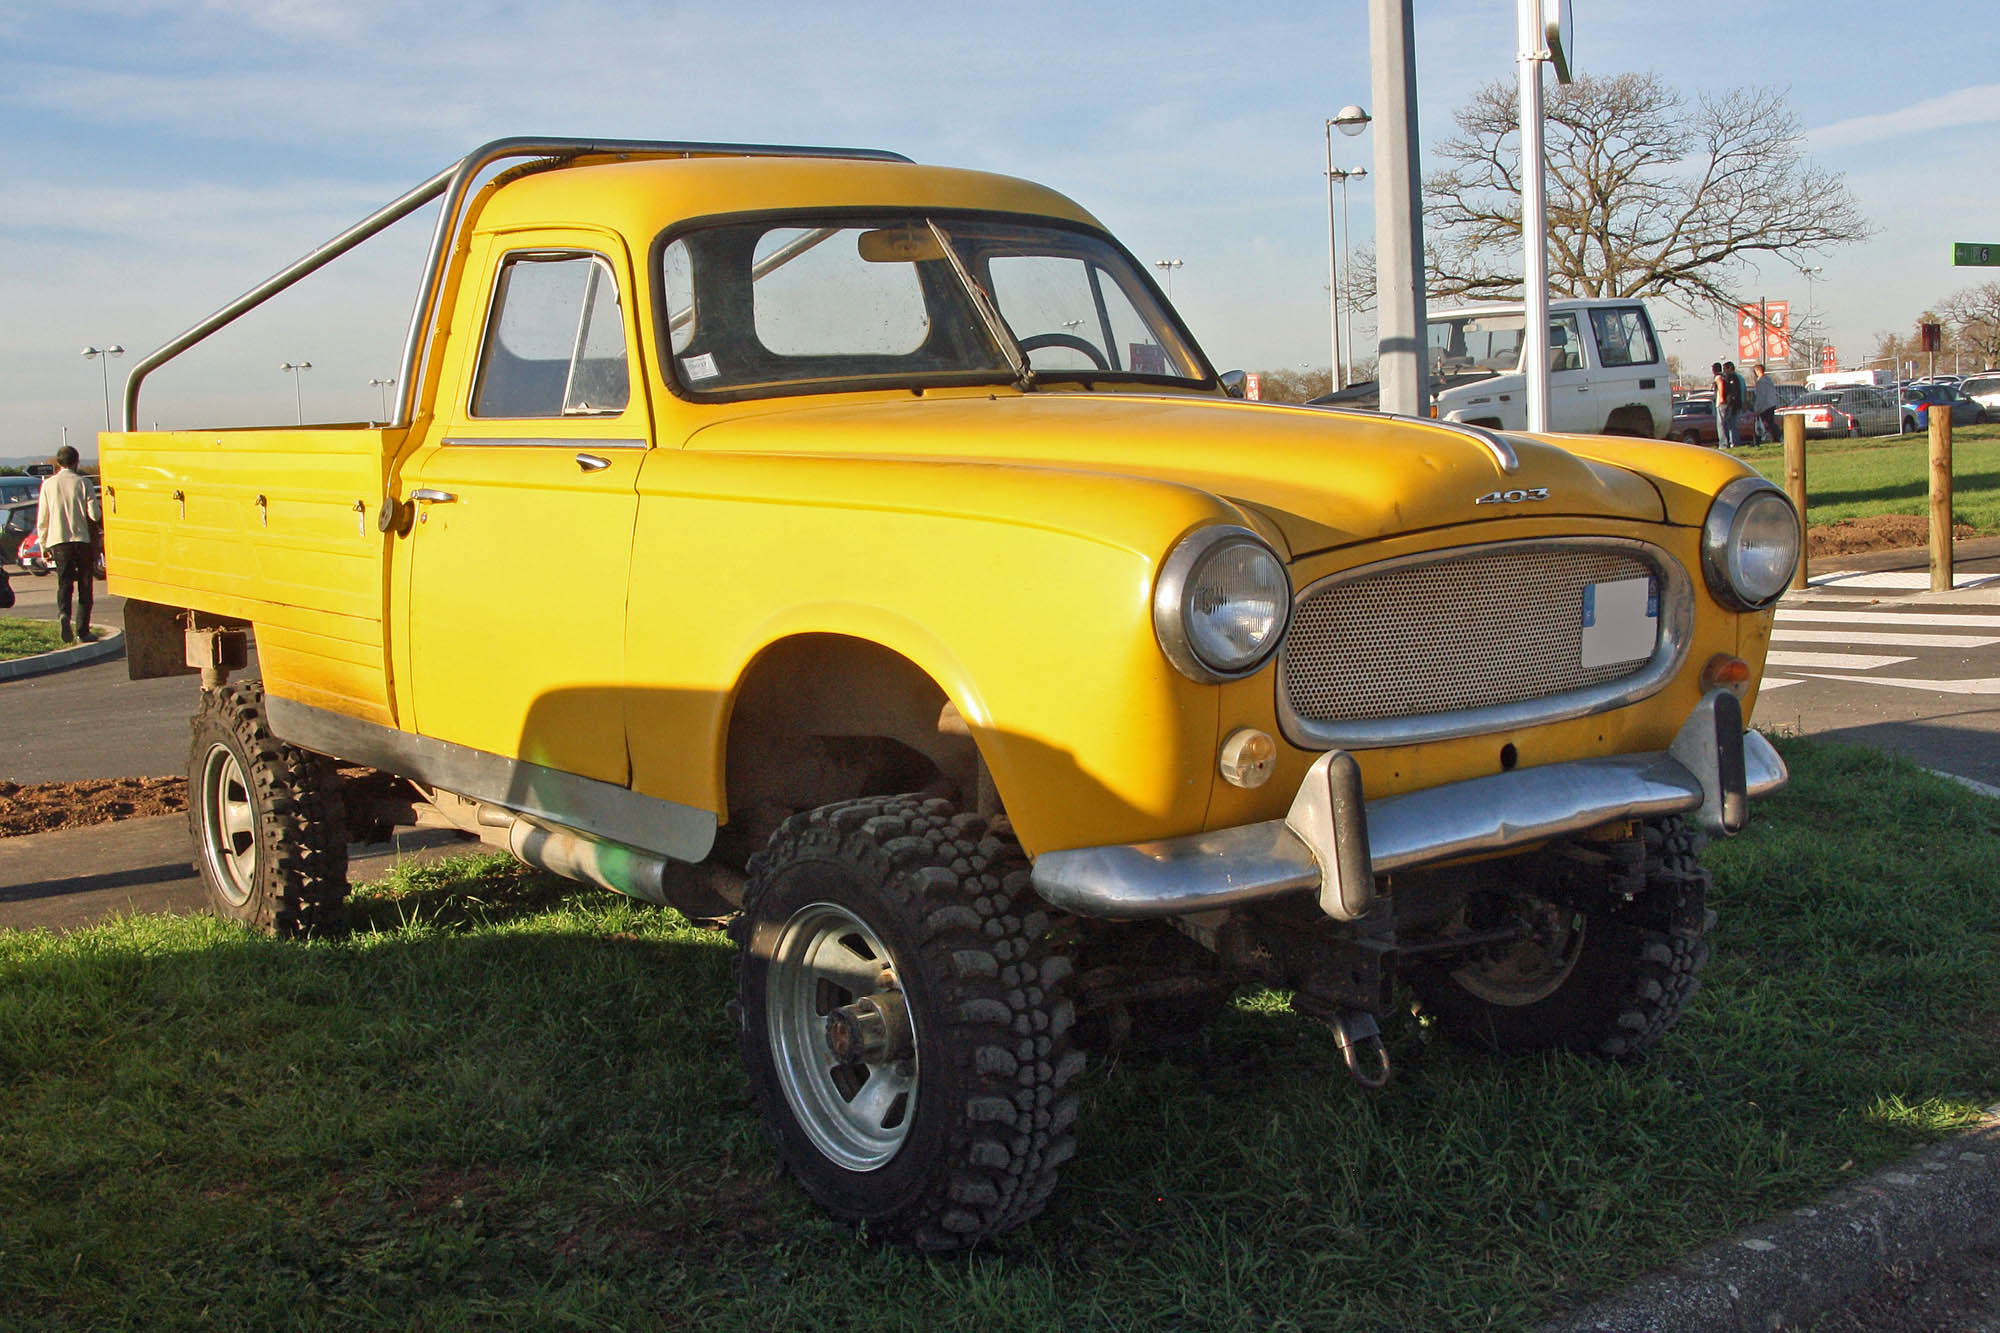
[656,212,1208,398]
[1427,312,1526,375]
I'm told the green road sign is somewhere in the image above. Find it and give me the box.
[1955,242,2000,266]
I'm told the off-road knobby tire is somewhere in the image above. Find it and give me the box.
[1411,816,1713,1060]
[187,681,349,936]
[733,795,1081,1250]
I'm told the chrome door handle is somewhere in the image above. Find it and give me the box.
[411,488,457,504]
[575,453,611,472]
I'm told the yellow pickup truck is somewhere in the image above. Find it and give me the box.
[101,137,1796,1250]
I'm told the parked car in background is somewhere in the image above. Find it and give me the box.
[0,476,42,506]
[2,500,37,564]
[1963,372,2000,417]
[1900,383,1986,430]
[1671,395,1721,445]
[1777,387,1901,438]
[15,531,50,575]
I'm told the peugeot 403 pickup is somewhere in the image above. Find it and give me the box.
[100,137,1796,1250]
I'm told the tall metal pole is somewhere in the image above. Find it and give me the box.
[1370,0,1428,418]
[1337,168,1367,387]
[1325,122,1343,391]
[1517,0,1551,432]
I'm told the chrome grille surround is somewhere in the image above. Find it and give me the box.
[1277,537,1693,751]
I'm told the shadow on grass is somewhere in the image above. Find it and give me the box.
[0,738,1995,1330]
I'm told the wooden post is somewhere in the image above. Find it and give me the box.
[1930,404,1954,592]
[1783,411,1808,591]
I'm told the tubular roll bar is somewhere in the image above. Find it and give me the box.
[120,136,914,432]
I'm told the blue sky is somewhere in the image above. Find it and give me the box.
[2,0,1995,454]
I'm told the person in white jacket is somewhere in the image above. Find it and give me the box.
[35,445,101,642]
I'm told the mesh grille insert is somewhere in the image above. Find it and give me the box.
[1282,546,1659,724]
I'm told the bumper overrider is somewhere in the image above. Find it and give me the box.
[1031,690,1785,923]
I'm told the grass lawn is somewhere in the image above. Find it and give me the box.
[1739,421,2000,533]
[0,615,62,660]
[2,736,1996,1329]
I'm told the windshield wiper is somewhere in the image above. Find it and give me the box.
[927,220,1035,391]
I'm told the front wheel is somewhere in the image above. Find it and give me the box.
[188,682,349,935]
[1410,817,1712,1059]
[734,796,1082,1250]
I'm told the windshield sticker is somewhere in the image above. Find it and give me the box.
[681,352,720,381]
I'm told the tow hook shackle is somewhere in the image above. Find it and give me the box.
[1325,1008,1391,1089]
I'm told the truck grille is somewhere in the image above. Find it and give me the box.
[1279,540,1682,748]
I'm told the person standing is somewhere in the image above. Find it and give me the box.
[35,445,101,642]
[1710,362,1730,447]
[1720,361,1747,448]
[1751,363,1779,444]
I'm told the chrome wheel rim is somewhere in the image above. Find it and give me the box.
[1452,899,1586,1006]
[197,742,257,907]
[766,902,917,1172]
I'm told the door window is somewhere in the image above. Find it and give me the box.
[1589,307,1661,368]
[1548,313,1585,372]
[471,252,631,418]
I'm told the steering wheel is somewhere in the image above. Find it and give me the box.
[1017,332,1110,370]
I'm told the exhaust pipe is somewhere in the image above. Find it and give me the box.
[505,819,669,905]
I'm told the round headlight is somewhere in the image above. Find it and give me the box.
[1154,526,1291,681]
[1701,478,1799,610]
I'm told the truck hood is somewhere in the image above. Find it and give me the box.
[685,392,1665,558]
[1436,372,1523,411]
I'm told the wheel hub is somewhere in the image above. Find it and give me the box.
[825,991,914,1065]
[766,903,921,1172]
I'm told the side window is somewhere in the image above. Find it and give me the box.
[471,252,631,419]
[662,239,696,356]
[1589,307,1661,369]
[1548,313,1586,371]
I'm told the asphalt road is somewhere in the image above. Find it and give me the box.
[1754,548,2000,793]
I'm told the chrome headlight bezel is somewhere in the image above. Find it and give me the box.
[1701,476,1800,611]
[1153,525,1291,683]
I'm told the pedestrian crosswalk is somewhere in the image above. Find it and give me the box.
[1761,599,2000,696]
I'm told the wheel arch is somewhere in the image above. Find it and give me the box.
[1602,404,1658,438]
[709,630,994,866]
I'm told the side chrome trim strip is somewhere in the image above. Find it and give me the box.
[1276,537,1694,752]
[265,696,717,864]
[439,437,648,450]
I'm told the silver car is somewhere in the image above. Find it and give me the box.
[1777,387,1901,438]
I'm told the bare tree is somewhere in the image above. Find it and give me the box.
[1941,281,2000,369]
[1424,73,1869,313]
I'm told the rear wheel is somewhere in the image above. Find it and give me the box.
[734,795,1082,1249]
[188,682,348,936]
[1680,430,1702,446]
[1410,817,1712,1059]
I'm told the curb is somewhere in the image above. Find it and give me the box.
[0,629,124,682]
[1543,1108,2000,1332]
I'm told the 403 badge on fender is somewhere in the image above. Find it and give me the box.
[1475,487,1551,504]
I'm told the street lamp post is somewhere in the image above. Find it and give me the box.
[1153,258,1183,298]
[280,361,312,426]
[1324,106,1371,391]
[1796,266,1823,372]
[1330,166,1369,386]
[81,345,125,433]
[368,376,397,422]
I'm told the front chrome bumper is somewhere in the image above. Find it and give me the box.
[1030,691,1786,922]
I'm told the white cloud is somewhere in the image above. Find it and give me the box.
[1811,83,2000,151]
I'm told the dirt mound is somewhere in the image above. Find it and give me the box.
[0,777,187,838]
[1807,514,1976,558]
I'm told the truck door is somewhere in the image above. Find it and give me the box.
[395,235,647,785]
[1547,311,1597,433]
[1585,305,1667,436]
